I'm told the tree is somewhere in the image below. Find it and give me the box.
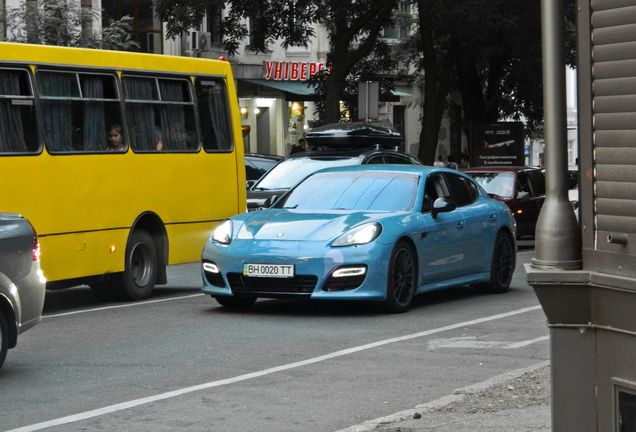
[398,0,576,164]
[2,0,139,51]
[155,0,399,124]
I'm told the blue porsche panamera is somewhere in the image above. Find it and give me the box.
[202,165,517,313]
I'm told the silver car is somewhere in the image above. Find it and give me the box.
[0,213,46,369]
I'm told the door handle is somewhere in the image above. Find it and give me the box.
[488,214,497,223]
[456,221,464,230]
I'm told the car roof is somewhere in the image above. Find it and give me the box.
[462,165,542,174]
[245,153,284,160]
[308,163,461,177]
[284,147,407,159]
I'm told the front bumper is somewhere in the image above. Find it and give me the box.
[201,239,392,301]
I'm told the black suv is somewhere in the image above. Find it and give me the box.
[247,123,421,211]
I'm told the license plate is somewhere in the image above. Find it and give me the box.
[243,263,295,278]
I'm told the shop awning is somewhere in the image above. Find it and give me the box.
[238,79,411,101]
[241,79,320,101]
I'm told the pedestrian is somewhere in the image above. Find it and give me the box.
[433,155,445,167]
[290,138,307,154]
[447,155,458,170]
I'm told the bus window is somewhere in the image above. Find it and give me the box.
[38,70,122,153]
[0,68,39,153]
[123,75,197,152]
[195,78,234,151]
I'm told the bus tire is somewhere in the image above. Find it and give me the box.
[114,229,158,301]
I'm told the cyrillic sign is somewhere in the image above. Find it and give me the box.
[264,61,328,81]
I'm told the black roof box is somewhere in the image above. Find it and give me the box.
[306,122,402,148]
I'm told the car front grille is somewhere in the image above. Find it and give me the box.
[227,273,318,295]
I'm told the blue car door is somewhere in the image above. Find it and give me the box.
[444,172,498,275]
[418,174,468,284]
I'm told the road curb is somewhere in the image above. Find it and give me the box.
[335,360,551,432]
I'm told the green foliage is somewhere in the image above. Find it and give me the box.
[156,0,316,55]
[2,0,139,51]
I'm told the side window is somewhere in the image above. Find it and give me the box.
[38,70,121,153]
[0,68,39,153]
[384,154,413,164]
[195,78,234,151]
[517,172,532,197]
[423,174,451,212]
[529,170,546,195]
[365,155,385,164]
[445,173,478,207]
[122,75,198,152]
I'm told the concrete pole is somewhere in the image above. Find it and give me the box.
[532,0,582,270]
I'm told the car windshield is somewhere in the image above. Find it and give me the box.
[252,156,359,190]
[468,172,515,198]
[278,171,420,211]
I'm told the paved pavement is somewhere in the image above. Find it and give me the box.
[337,361,551,432]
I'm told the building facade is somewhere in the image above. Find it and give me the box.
[3,0,455,160]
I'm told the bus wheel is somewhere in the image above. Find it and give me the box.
[115,229,158,301]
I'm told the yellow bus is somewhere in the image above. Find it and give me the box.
[0,42,246,300]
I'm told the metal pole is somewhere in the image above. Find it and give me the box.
[532,0,582,270]
[366,81,370,124]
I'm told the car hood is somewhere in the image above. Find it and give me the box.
[236,209,386,242]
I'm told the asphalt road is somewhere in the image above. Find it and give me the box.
[0,240,548,432]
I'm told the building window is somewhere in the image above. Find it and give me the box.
[383,1,410,42]
[102,0,162,53]
[205,1,223,45]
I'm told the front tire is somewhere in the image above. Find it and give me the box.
[114,229,158,301]
[383,240,416,313]
[479,231,515,294]
[0,310,9,369]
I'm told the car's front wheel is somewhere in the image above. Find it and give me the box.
[479,230,515,294]
[383,240,416,313]
[0,309,9,369]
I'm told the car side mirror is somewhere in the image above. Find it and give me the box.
[431,198,456,218]
[246,180,256,189]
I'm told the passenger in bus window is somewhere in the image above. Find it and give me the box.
[155,126,163,151]
[107,124,125,151]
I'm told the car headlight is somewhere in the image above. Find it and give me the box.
[212,220,233,244]
[332,223,382,247]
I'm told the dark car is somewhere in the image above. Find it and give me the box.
[463,166,546,238]
[247,123,421,211]
[0,213,46,369]
[244,153,284,185]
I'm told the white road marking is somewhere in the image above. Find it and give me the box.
[9,305,543,432]
[428,335,549,350]
[43,294,203,318]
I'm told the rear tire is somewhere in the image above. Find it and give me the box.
[0,310,9,369]
[383,240,416,313]
[214,296,257,309]
[479,231,515,294]
[114,229,158,301]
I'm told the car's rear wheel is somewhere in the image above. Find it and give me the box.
[214,296,257,309]
[479,231,515,293]
[113,229,158,301]
[0,310,9,369]
[383,240,416,313]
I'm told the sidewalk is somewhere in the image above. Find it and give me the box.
[337,361,551,432]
